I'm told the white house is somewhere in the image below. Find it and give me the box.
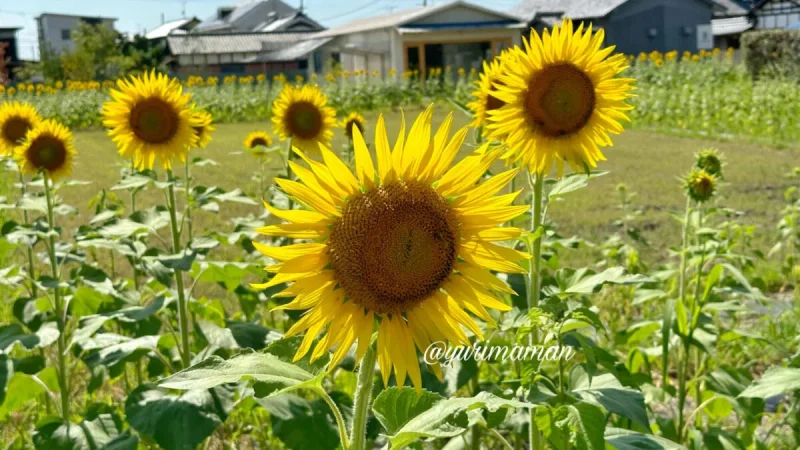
[314,1,525,76]
[36,13,117,55]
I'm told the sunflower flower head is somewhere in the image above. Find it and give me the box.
[102,70,200,170]
[0,102,42,157]
[15,119,76,180]
[271,84,336,153]
[191,109,215,149]
[254,105,529,392]
[695,148,723,178]
[684,169,716,203]
[342,112,366,140]
[486,18,636,177]
[244,131,273,149]
[467,50,516,133]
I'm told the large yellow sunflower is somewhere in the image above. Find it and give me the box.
[0,102,42,157]
[192,109,215,149]
[102,70,199,170]
[487,19,635,177]
[15,119,76,180]
[341,112,366,140]
[254,106,529,391]
[271,84,336,153]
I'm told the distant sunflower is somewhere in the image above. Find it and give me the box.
[254,106,529,391]
[487,19,635,177]
[467,52,514,133]
[341,112,365,140]
[684,169,716,203]
[0,102,42,156]
[15,119,76,180]
[192,109,215,149]
[102,70,199,170]
[244,131,273,149]
[271,84,336,153]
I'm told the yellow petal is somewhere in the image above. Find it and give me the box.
[352,125,375,187]
[374,114,393,183]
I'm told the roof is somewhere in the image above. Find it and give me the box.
[316,0,524,37]
[245,37,332,62]
[36,12,117,21]
[511,0,724,21]
[712,0,749,17]
[712,15,754,35]
[146,18,198,40]
[509,0,629,20]
[166,31,319,55]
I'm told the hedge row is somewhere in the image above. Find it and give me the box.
[742,28,800,78]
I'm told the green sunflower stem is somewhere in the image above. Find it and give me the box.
[319,389,351,450]
[43,175,69,420]
[19,171,37,298]
[184,158,193,245]
[526,172,545,450]
[350,341,377,450]
[166,169,192,368]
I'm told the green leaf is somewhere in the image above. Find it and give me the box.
[0,373,46,419]
[571,370,650,429]
[554,403,605,450]
[159,352,322,396]
[0,323,59,353]
[125,384,232,450]
[258,393,349,450]
[157,249,196,271]
[82,335,159,375]
[0,355,12,405]
[738,367,800,398]
[675,299,689,336]
[386,391,531,448]
[547,171,608,199]
[604,428,684,449]
[564,267,652,295]
[32,415,138,450]
[372,387,445,435]
[110,174,153,191]
[70,287,115,318]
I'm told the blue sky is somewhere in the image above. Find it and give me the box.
[1,0,521,60]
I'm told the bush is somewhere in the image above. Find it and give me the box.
[741,29,800,78]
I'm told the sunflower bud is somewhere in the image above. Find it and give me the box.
[684,169,716,203]
[695,148,723,177]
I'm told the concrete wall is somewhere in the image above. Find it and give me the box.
[37,15,116,55]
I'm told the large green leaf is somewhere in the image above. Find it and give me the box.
[70,287,115,319]
[564,267,652,295]
[546,171,608,199]
[372,387,445,435]
[159,352,323,396]
[258,392,350,450]
[32,415,138,450]
[605,428,684,449]
[71,296,167,348]
[126,384,231,450]
[385,391,531,448]
[82,335,160,376]
[571,369,650,429]
[738,367,800,398]
[553,403,605,450]
[0,323,59,353]
[0,372,46,418]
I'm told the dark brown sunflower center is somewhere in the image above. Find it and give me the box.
[345,119,362,139]
[193,126,205,136]
[129,98,179,144]
[327,181,459,315]
[250,138,269,148]
[26,135,67,171]
[524,63,595,138]
[286,101,323,140]
[2,117,33,144]
[486,77,505,112]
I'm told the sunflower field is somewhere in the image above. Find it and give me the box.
[1,19,800,450]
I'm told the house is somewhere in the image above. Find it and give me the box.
[510,0,729,54]
[36,13,117,55]
[194,0,323,33]
[146,17,200,40]
[0,26,22,82]
[314,1,525,77]
[749,0,800,29]
[165,31,330,76]
[711,0,752,48]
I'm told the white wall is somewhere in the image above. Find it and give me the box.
[38,15,115,55]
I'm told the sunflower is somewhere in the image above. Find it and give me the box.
[695,148,723,177]
[0,102,42,157]
[244,131,273,149]
[271,84,336,153]
[253,106,529,391]
[102,70,199,170]
[684,169,716,203]
[467,52,515,132]
[486,19,635,177]
[341,112,366,140]
[192,109,215,149]
[15,119,76,180]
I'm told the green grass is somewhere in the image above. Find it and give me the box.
[2,105,798,269]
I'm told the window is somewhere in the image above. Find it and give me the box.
[61,29,71,40]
